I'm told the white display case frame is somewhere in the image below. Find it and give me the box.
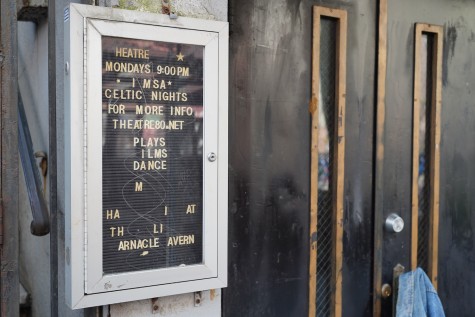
[64,3,228,309]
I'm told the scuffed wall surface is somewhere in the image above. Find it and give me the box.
[173,0,227,21]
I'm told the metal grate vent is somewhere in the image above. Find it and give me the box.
[417,33,434,272]
[316,16,337,317]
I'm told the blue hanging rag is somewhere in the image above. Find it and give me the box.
[396,268,445,317]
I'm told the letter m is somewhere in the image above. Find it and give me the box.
[143,79,151,89]
[135,182,143,192]
[105,61,113,72]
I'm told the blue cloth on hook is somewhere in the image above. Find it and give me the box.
[396,268,445,317]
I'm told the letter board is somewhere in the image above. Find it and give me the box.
[64,4,228,308]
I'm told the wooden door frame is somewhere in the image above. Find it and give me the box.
[373,0,387,315]
[309,6,347,317]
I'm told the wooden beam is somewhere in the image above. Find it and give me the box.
[333,9,347,317]
[310,6,347,317]
[411,23,424,271]
[411,23,443,289]
[309,7,321,316]
[428,24,443,290]
[373,0,387,315]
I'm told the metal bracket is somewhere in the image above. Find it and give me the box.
[162,0,178,19]
[194,291,202,307]
[34,151,48,195]
[392,264,405,315]
[151,297,160,314]
[161,0,171,14]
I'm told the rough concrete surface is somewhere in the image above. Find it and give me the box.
[108,290,221,316]
[105,0,227,21]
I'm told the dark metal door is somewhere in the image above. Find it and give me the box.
[224,0,475,316]
[225,0,376,316]
[377,1,475,315]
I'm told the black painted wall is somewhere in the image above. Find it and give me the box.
[226,1,312,315]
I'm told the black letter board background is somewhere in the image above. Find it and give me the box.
[101,36,204,274]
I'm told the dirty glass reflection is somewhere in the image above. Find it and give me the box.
[417,33,433,271]
[101,36,204,274]
[316,17,337,317]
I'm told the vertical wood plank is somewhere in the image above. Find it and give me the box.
[309,7,321,317]
[374,0,387,315]
[411,23,443,289]
[428,26,443,290]
[333,10,347,317]
[310,7,346,317]
[0,0,19,315]
[411,24,423,271]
